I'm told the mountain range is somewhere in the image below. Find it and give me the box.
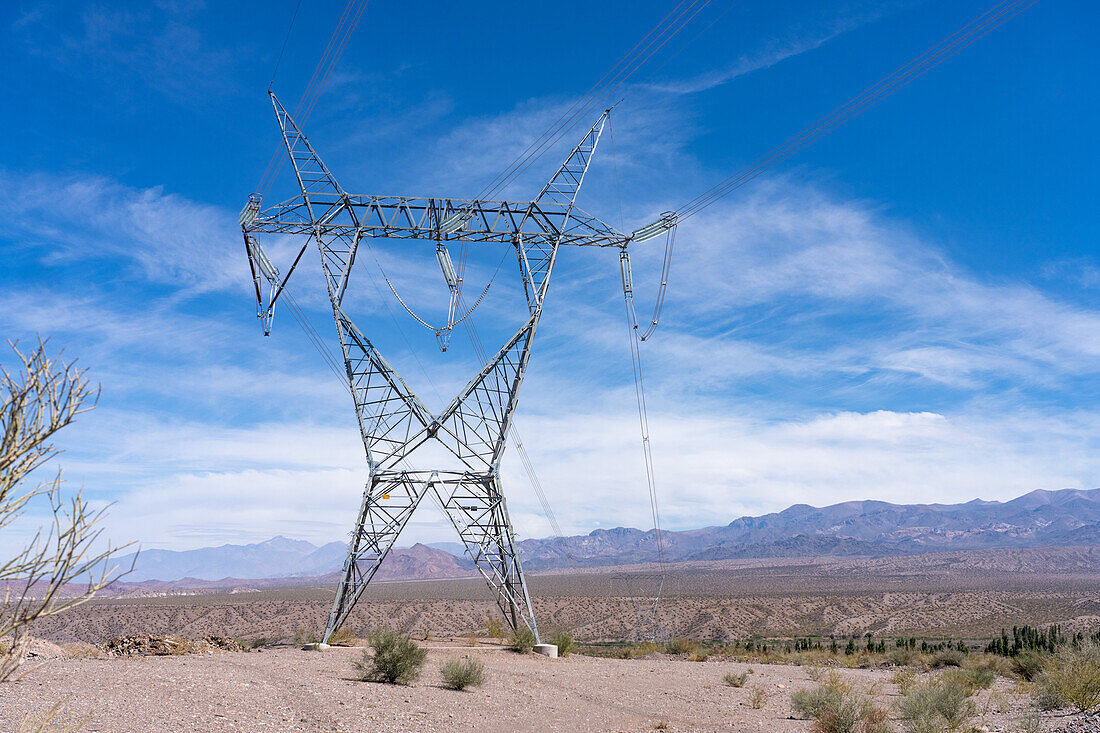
[118,488,1100,582]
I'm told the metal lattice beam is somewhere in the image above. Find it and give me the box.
[243,92,611,643]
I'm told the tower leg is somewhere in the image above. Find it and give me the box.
[433,472,539,641]
[324,470,435,642]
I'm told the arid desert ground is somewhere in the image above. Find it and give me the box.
[7,546,1100,732]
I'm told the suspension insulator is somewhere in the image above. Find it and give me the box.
[436,244,459,289]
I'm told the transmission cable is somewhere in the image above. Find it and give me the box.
[674,0,1037,221]
[620,258,666,568]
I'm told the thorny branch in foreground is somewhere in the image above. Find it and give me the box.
[0,338,133,682]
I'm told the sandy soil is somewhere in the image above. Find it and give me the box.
[2,645,1088,733]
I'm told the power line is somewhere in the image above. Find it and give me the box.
[676,0,1037,220]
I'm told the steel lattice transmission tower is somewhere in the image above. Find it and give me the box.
[240,93,635,642]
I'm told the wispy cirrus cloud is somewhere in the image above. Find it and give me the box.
[646,2,899,96]
[13,2,240,104]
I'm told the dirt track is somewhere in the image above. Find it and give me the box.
[1,645,1081,733]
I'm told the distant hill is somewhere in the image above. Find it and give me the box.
[118,539,474,582]
[118,488,1100,582]
[516,488,1100,569]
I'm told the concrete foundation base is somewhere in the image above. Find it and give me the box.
[533,643,558,658]
[302,643,331,651]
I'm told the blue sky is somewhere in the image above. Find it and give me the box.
[2,0,1098,555]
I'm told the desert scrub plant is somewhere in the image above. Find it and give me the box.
[899,679,974,732]
[327,626,356,646]
[1011,650,1045,681]
[965,652,1013,678]
[1035,640,1100,713]
[723,671,749,687]
[1016,708,1041,733]
[891,669,919,695]
[939,667,993,696]
[928,649,965,668]
[293,628,318,646]
[546,628,575,656]
[353,630,427,685]
[664,638,697,655]
[789,673,889,733]
[747,683,770,709]
[61,642,100,659]
[485,615,504,639]
[887,647,922,668]
[440,656,485,691]
[619,641,660,659]
[18,703,86,733]
[508,626,537,654]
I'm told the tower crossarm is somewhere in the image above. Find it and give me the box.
[244,194,627,248]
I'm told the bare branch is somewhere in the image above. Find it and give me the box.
[1,338,128,683]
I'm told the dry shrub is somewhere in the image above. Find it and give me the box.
[899,679,974,732]
[61,642,100,659]
[18,704,86,733]
[664,638,697,655]
[327,626,356,646]
[939,667,994,696]
[724,671,748,688]
[293,628,317,646]
[440,656,485,691]
[353,630,426,685]
[965,652,1013,678]
[689,650,710,662]
[928,649,965,668]
[748,683,770,709]
[887,647,922,668]
[547,628,575,656]
[508,626,537,654]
[485,615,504,639]
[860,701,891,733]
[1016,709,1041,733]
[790,672,887,733]
[620,642,660,659]
[891,669,919,695]
[1035,640,1100,713]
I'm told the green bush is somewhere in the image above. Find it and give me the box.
[899,680,974,732]
[723,671,748,688]
[508,626,537,654]
[547,629,575,657]
[1011,650,1046,681]
[353,630,427,685]
[1035,641,1100,713]
[439,657,485,691]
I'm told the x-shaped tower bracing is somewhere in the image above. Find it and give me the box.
[241,93,633,642]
